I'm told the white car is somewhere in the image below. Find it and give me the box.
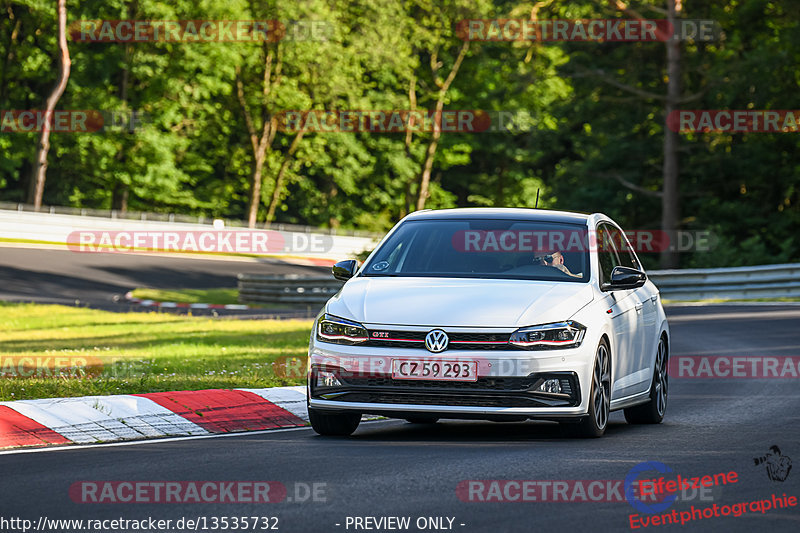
[306,208,669,438]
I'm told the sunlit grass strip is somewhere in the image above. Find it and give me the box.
[0,303,312,401]
[130,287,240,305]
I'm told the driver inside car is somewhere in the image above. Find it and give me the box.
[536,251,582,278]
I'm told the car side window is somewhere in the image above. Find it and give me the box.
[616,233,637,269]
[626,248,642,271]
[606,225,641,271]
[597,223,621,286]
[623,236,643,271]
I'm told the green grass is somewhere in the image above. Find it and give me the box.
[130,287,240,305]
[0,303,312,401]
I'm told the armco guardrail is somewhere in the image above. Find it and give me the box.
[0,201,380,237]
[0,209,378,261]
[238,274,344,305]
[648,263,800,301]
[239,263,800,306]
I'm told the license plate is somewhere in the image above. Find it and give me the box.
[391,359,478,382]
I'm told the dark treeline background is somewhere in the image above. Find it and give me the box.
[1,0,798,269]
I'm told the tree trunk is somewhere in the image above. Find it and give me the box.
[328,182,339,228]
[415,41,469,211]
[112,11,132,215]
[265,129,304,223]
[112,184,129,212]
[416,105,444,211]
[660,0,681,268]
[236,49,280,229]
[247,156,264,227]
[237,66,275,229]
[28,0,71,210]
[401,75,417,217]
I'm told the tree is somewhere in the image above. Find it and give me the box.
[402,0,491,210]
[28,0,71,209]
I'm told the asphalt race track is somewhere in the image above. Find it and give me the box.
[0,246,328,315]
[2,304,799,532]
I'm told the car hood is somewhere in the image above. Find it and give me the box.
[325,277,594,328]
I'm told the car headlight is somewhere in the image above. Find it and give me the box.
[316,314,368,345]
[509,321,586,350]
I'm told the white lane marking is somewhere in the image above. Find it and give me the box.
[0,420,394,456]
[237,386,309,421]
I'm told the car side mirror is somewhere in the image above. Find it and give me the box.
[332,260,359,281]
[604,266,647,291]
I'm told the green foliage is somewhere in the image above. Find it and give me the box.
[1,0,798,267]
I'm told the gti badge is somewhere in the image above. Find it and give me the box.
[425,329,449,353]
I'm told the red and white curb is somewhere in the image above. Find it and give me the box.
[124,291,251,310]
[0,386,309,449]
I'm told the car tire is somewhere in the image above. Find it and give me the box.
[624,336,668,425]
[563,339,611,438]
[405,417,439,424]
[308,407,361,436]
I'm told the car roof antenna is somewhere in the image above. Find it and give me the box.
[535,189,540,208]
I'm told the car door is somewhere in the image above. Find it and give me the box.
[609,224,654,395]
[620,237,659,384]
[597,223,647,400]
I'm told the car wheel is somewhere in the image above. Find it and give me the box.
[624,336,668,424]
[308,407,361,436]
[564,340,611,438]
[405,417,439,424]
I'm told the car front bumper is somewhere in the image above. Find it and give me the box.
[307,341,595,420]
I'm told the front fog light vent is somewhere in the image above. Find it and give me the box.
[316,370,342,387]
[537,378,562,394]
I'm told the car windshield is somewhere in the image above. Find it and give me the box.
[362,218,590,282]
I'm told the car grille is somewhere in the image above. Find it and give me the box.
[366,330,512,350]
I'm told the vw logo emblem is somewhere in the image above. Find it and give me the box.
[425,329,449,353]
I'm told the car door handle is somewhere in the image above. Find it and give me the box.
[635,304,643,313]
[650,295,658,303]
